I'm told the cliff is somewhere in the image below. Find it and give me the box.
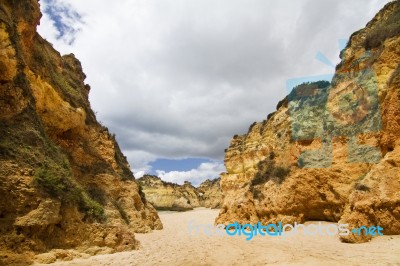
[137,175,223,210]
[0,0,162,265]
[216,0,400,244]
[198,178,223,208]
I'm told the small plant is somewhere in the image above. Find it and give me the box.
[364,3,400,49]
[267,112,276,120]
[87,186,107,205]
[79,194,106,222]
[355,183,370,192]
[34,162,106,222]
[276,96,288,110]
[298,157,305,168]
[34,163,78,202]
[248,122,257,132]
[269,151,276,160]
[138,184,147,204]
[250,187,265,200]
[357,173,367,181]
[113,200,130,225]
[250,154,290,186]
[274,166,291,184]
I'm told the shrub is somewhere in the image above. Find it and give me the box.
[365,3,400,49]
[34,163,79,202]
[355,183,370,192]
[250,155,290,186]
[276,96,288,110]
[34,162,106,222]
[269,151,276,160]
[251,187,265,200]
[87,186,107,206]
[388,65,400,85]
[79,194,106,222]
[248,122,257,132]
[113,200,130,225]
[251,173,269,187]
[138,184,147,204]
[267,112,276,120]
[274,166,291,184]
[259,120,268,135]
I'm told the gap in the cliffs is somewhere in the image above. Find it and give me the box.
[146,158,224,186]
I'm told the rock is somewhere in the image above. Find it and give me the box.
[137,175,223,211]
[198,178,224,208]
[137,175,197,211]
[216,0,400,243]
[14,200,61,229]
[83,246,114,256]
[0,23,17,82]
[0,1,162,264]
[34,253,57,264]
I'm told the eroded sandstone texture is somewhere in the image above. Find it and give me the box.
[216,1,400,243]
[0,1,161,265]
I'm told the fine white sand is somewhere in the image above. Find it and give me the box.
[39,208,400,266]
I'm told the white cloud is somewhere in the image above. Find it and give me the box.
[156,162,225,186]
[37,0,392,183]
[40,0,84,45]
[122,150,155,176]
[134,170,146,179]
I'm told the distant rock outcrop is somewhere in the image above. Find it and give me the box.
[0,1,161,264]
[198,178,223,208]
[137,175,223,211]
[216,0,400,243]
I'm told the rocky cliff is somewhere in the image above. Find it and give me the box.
[198,178,223,208]
[137,175,223,210]
[0,0,162,265]
[216,0,400,243]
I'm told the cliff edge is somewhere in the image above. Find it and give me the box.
[216,0,400,243]
[0,1,162,265]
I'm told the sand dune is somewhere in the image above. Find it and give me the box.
[37,208,400,266]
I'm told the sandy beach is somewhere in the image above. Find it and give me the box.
[35,208,400,266]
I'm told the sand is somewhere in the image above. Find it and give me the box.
[38,208,400,266]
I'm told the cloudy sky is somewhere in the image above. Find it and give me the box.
[37,0,391,185]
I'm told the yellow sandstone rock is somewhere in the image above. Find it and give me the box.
[216,0,400,244]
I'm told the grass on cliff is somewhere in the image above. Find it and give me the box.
[354,183,370,192]
[365,2,400,49]
[34,161,106,222]
[31,36,81,105]
[0,120,106,222]
[87,186,107,205]
[112,200,130,225]
[251,152,291,187]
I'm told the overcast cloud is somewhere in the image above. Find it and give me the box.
[38,0,391,185]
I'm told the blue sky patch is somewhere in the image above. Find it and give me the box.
[43,0,83,45]
[149,158,216,174]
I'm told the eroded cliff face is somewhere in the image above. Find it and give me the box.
[198,178,223,209]
[137,175,223,210]
[216,0,400,243]
[0,1,161,265]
